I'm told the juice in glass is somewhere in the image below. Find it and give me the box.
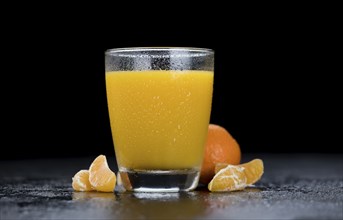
[106,70,213,170]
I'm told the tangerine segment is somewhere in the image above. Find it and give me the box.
[89,155,116,192]
[208,165,247,192]
[215,159,264,185]
[240,159,264,185]
[72,170,93,192]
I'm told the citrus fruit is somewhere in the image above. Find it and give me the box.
[215,159,264,185]
[89,155,116,192]
[72,170,93,192]
[200,124,241,184]
[208,165,247,192]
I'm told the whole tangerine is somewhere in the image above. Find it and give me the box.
[200,124,241,184]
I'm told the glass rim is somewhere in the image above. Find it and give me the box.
[105,47,214,55]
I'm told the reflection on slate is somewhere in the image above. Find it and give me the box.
[0,154,342,219]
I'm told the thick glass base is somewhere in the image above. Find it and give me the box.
[118,169,200,192]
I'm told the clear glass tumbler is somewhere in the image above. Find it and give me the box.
[105,47,214,192]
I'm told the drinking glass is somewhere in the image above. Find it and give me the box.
[105,47,214,192]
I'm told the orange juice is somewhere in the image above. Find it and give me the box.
[106,70,213,170]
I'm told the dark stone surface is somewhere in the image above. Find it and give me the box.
[1,154,342,219]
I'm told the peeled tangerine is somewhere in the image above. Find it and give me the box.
[72,170,93,192]
[208,159,264,192]
[89,155,116,192]
[72,155,116,193]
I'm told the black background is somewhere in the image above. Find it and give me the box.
[2,5,339,159]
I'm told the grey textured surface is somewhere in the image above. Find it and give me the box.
[1,154,342,219]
